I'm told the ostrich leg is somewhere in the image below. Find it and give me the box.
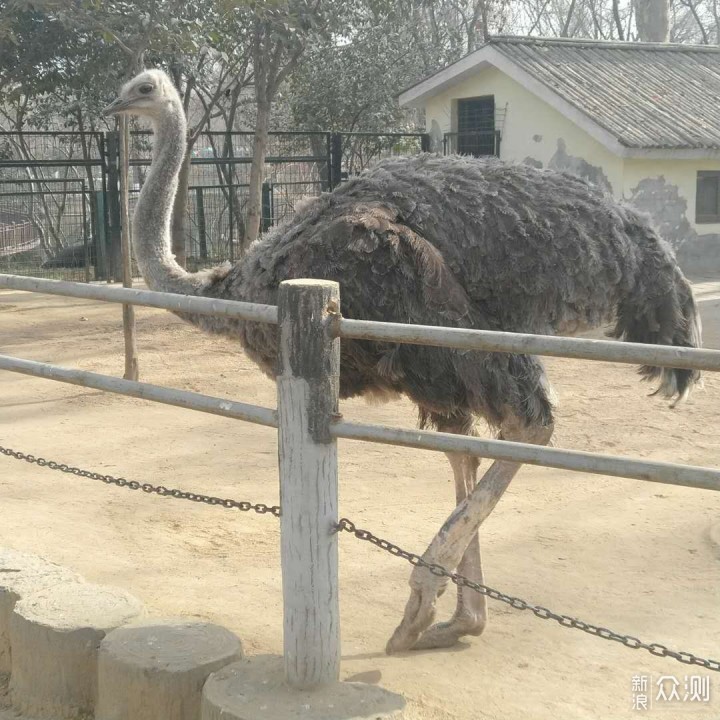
[411,414,486,650]
[386,415,554,653]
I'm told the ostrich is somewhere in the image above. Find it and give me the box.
[103,70,701,654]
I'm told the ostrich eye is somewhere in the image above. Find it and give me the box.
[138,83,154,95]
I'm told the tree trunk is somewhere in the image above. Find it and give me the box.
[310,134,331,192]
[170,146,192,268]
[635,0,669,41]
[612,0,625,39]
[246,99,271,247]
[119,116,139,381]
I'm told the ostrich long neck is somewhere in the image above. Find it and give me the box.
[132,104,201,295]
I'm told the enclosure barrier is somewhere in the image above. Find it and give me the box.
[0,129,430,283]
[0,355,277,428]
[2,273,720,695]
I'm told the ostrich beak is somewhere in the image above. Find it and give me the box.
[102,97,132,116]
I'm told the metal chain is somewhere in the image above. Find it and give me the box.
[336,518,720,672]
[0,445,281,517]
[4,444,717,671]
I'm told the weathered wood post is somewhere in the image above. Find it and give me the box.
[277,279,340,690]
[118,116,139,381]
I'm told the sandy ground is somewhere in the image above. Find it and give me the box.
[0,284,719,720]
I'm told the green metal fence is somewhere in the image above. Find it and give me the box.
[0,130,429,282]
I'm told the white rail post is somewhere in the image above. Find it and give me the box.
[277,279,341,690]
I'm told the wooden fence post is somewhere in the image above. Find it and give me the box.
[277,279,340,690]
[118,116,139,381]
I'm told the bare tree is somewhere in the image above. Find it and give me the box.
[515,0,642,39]
[636,0,670,40]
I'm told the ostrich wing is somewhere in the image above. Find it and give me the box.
[236,198,554,427]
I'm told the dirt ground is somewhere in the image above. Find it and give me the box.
[1,284,719,720]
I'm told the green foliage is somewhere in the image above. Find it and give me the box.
[0,0,252,130]
[0,3,120,127]
[286,1,475,133]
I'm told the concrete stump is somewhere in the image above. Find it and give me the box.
[9,581,144,719]
[201,656,407,720]
[96,620,243,720]
[0,549,82,676]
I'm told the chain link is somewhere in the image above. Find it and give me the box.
[336,518,720,672]
[4,444,717,672]
[0,445,281,517]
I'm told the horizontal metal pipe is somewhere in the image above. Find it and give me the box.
[0,178,86,184]
[339,318,720,372]
[128,155,325,167]
[0,192,87,198]
[0,156,324,167]
[337,132,426,138]
[174,130,331,137]
[4,274,718,372]
[0,160,102,167]
[331,420,720,492]
[0,131,103,137]
[0,355,278,428]
[187,181,321,191]
[0,275,278,325]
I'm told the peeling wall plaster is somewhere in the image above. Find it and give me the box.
[549,139,612,193]
[627,176,695,251]
[627,176,720,273]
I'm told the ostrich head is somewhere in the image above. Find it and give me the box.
[103,69,181,120]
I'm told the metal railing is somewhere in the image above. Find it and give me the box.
[0,178,94,281]
[1,273,719,691]
[443,130,502,157]
[0,130,431,281]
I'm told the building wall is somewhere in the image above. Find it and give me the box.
[423,65,624,194]
[422,66,720,273]
[624,159,720,273]
[623,159,720,237]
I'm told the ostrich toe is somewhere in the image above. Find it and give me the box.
[386,570,448,653]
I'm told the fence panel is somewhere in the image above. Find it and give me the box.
[334,132,427,179]
[0,130,432,280]
[129,130,331,269]
[443,131,502,157]
[0,132,105,281]
[1,272,720,695]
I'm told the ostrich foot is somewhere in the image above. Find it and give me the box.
[412,612,487,650]
[385,570,448,654]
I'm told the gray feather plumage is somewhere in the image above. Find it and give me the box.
[120,72,700,431]
[195,154,700,427]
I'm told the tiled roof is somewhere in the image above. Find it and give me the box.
[407,36,720,151]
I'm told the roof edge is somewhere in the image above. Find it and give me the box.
[398,38,720,155]
[490,34,720,52]
[400,45,512,107]
[398,46,628,155]
[624,147,720,159]
[398,34,720,103]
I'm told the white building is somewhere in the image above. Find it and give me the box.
[399,36,720,273]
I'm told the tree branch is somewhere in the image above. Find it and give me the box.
[560,0,578,36]
[94,22,135,58]
[612,0,625,39]
[679,0,710,42]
